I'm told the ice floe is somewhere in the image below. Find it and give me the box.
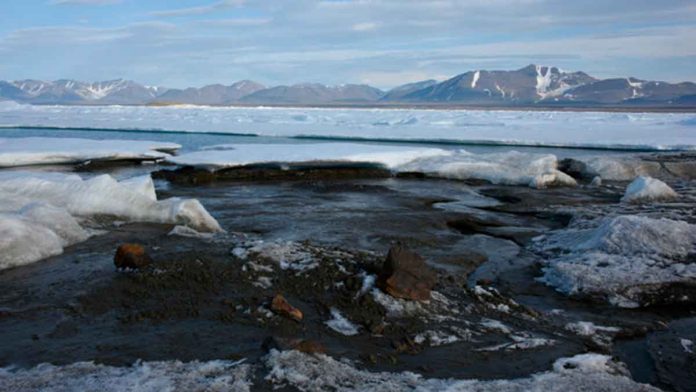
[1,102,694,150]
[0,172,221,270]
[538,215,696,307]
[621,176,678,203]
[0,359,252,392]
[265,349,659,391]
[169,143,577,188]
[168,142,451,170]
[0,137,179,167]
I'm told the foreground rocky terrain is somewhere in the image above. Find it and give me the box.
[0,150,694,391]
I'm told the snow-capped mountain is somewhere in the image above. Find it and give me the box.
[392,65,597,103]
[1,66,695,106]
[9,79,165,104]
[385,65,696,105]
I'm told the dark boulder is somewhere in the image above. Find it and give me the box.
[377,246,437,301]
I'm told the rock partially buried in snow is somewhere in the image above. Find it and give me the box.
[114,243,152,269]
[271,294,303,322]
[377,246,436,301]
[621,176,678,203]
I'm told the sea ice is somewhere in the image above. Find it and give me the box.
[621,176,678,203]
[1,102,694,151]
[539,215,696,307]
[0,137,180,167]
[0,172,221,270]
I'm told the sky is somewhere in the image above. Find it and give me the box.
[0,0,695,89]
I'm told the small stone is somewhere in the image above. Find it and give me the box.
[114,243,152,269]
[293,340,326,354]
[270,294,303,322]
[377,245,436,301]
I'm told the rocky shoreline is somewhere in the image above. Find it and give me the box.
[0,150,694,391]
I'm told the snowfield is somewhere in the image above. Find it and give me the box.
[1,102,695,150]
[0,172,221,270]
[0,137,180,167]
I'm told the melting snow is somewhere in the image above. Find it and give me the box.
[325,308,360,336]
[264,350,659,391]
[0,359,252,392]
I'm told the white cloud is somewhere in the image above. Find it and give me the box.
[150,0,246,17]
[49,0,122,5]
[352,22,377,32]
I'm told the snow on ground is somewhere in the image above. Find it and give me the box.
[0,172,221,270]
[265,350,659,391]
[170,143,576,188]
[565,321,620,336]
[0,137,180,167]
[0,359,252,392]
[538,215,696,307]
[621,176,678,203]
[325,308,360,336]
[1,102,694,150]
[0,351,659,392]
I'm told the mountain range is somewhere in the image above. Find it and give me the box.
[1,65,695,107]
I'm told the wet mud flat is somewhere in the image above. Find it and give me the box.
[0,155,695,391]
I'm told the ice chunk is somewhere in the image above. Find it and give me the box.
[325,308,360,336]
[539,215,696,307]
[578,156,662,181]
[264,349,659,391]
[621,176,678,203]
[0,204,88,269]
[120,174,157,201]
[400,150,575,188]
[0,172,221,270]
[0,359,252,392]
[0,137,180,167]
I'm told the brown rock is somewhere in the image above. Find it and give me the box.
[377,246,436,301]
[293,340,326,354]
[114,243,152,269]
[270,294,303,322]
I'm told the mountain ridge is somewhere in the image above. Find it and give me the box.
[2,65,695,107]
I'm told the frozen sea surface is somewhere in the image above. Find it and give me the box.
[1,102,694,150]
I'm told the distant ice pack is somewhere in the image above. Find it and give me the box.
[1,102,694,150]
